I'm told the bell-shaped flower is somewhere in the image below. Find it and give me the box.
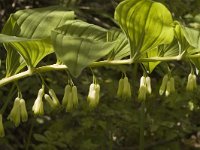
[0,114,5,137]
[62,84,79,112]
[49,89,60,108]
[117,78,124,98]
[186,73,197,91]
[44,94,56,109]
[7,97,21,127]
[32,88,44,115]
[170,77,175,93]
[138,76,147,101]
[146,76,152,94]
[117,77,131,100]
[72,86,78,107]
[159,74,168,95]
[62,84,72,107]
[87,83,100,108]
[165,80,171,97]
[20,99,28,122]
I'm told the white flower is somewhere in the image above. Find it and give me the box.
[32,88,44,115]
[20,99,28,122]
[49,89,60,107]
[117,77,131,100]
[87,83,100,108]
[159,74,168,95]
[7,97,21,127]
[186,73,197,91]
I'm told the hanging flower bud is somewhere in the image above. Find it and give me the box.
[165,80,171,97]
[66,92,73,112]
[62,84,72,107]
[72,86,78,107]
[138,76,147,101]
[170,77,175,93]
[146,76,152,94]
[32,88,44,115]
[44,94,56,108]
[87,83,100,108]
[122,77,131,100]
[159,74,168,95]
[0,114,5,137]
[49,89,60,108]
[19,99,28,122]
[186,73,197,91]
[192,74,197,89]
[7,97,21,127]
[117,78,124,98]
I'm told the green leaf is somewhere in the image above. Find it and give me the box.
[1,6,75,76]
[114,0,174,59]
[33,134,48,143]
[51,20,116,77]
[143,39,180,73]
[182,27,200,49]
[107,28,130,60]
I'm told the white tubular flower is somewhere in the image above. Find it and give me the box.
[170,77,175,93]
[7,97,21,127]
[20,99,28,122]
[122,77,131,100]
[32,88,44,115]
[117,78,124,98]
[66,92,73,112]
[146,76,152,94]
[62,84,72,107]
[49,89,60,107]
[87,83,100,108]
[138,76,147,101]
[0,114,5,137]
[159,74,168,95]
[44,94,56,108]
[165,80,171,97]
[186,73,197,91]
[72,86,78,107]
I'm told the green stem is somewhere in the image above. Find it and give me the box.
[0,52,187,87]
[25,120,34,150]
[139,101,145,150]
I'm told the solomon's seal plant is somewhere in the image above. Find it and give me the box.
[0,0,199,149]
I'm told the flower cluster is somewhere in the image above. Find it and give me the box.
[186,73,197,91]
[62,84,78,112]
[7,97,28,127]
[87,83,100,108]
[159,74,175,96]
[138,76,151,101]
[117,77,131,100]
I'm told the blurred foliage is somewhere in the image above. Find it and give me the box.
[0,0,200,150]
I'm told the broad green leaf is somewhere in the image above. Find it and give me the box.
[51,20,116,77]
[107,28,130,60]
[1,6,75,76]
[114,0,174,59]
[182,27,200,49]
[143,39,180,73]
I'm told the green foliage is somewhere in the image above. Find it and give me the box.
[0,0,200,150]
